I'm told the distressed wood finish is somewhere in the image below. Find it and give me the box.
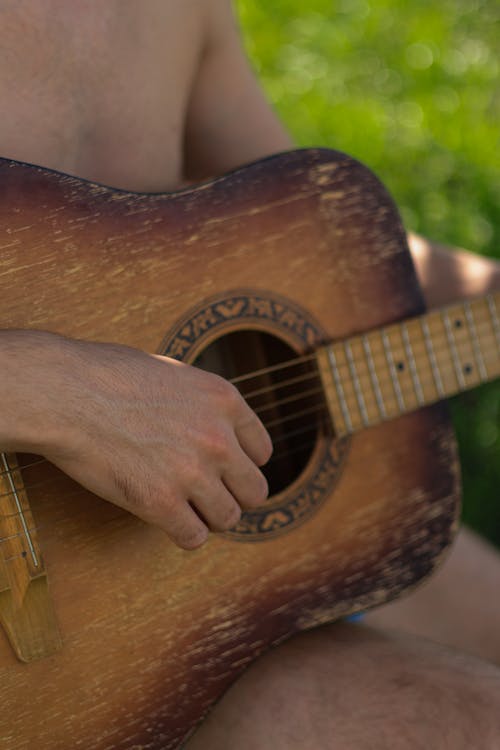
[317,293,500,435]
[0,452,62,662]
[0,149,460,749]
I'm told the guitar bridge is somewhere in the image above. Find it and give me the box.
[0,453,61,662]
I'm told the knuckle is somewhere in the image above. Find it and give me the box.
[204,427,232,462]
[211,375,241,410]
[180,457,205,491]
[112,467,156,512]
[112,465,182,524]
[140,489,179,526]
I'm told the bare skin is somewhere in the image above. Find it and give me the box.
[0,0,287,548]
[1,1,500,747]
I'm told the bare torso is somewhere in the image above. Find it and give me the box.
[1,5,500,750]
[0,1,226,190]
[0,0,291,191]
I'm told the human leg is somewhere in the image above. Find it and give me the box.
[185,622,500,750]
[364,526,500,666]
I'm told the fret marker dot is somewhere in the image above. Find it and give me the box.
[21,550,27,558]
[463,364,473,375]
[454,319,463,328]
[396,361,405,371]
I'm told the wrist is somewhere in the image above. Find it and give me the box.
[0,329,77,454]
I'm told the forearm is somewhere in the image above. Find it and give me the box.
[0,329,70,453]
[408,232,500,310]
[0,328,271,548]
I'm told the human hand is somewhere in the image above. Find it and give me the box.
[2,332,272,549]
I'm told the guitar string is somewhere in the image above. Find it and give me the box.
[226,299,500,387]
[241,369,321,399]
[0,403,330,506]
[0,456,46,479]
[0,326,498,508]
[2,309,499,557]
[249,323,499,417]
[259,346,500,431]
[0,340,498,536]
[1,293,498,484]
[248,318,500,418]
[0,419,326,527]
[9,308,500,514]
[0,422,332,558]
[0,425,329,553]
[1,329,499,552]
[0,416,329,522]
[252,384,324,415]
[0,328,497,498]
[0,362,324,484]
[252,322,498,415]
[0,354,322,482]
[1,344,499,512]
[0,310,498,485]
[0,501,127,559]
[1,317,497,485]
[0,400,329,506]
[228,352,317,384]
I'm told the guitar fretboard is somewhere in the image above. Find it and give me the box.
[317,291,500,436]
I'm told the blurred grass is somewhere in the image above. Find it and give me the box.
[236,0,500,547]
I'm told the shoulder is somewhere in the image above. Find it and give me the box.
[184,0,292,179]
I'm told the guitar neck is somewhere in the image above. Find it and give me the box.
[317,290,500,437]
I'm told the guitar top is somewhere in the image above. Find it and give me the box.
[0,148,465,749]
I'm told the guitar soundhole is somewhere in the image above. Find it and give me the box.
[193,330,326,496]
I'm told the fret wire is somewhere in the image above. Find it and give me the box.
[328,322,498,381]
[362,334,387,420]
[1,453,38,567]
[327,346,353,433]
[1,523,38,553]
[1,345,500,523]
[442,311,466,389]
[1,306,499,532]
[349,321,495,372]
[344,341,369,426]
[421,318,445,397]
[487,295,500,351]
[401,323,424,406]
[464,301,488,381]
[381,330,405,412]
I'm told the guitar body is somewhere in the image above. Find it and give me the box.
[0,149,460,749]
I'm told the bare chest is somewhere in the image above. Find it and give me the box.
[0,1,203,190]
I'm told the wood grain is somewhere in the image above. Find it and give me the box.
[0,149,460,749]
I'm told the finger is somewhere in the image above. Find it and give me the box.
[234,403,273,466]
[91,460,211,551]
[222,445,269,509]
[191,482,242,533]
[150,497,209,551]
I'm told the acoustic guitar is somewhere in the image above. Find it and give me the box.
[0,148,498,748]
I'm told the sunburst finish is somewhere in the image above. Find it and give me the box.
[0,149,460,749]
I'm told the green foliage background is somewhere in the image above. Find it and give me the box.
[236,0,500,547]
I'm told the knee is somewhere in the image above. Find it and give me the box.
[418,655,500,746]
[186,624,500,750]
[319,624,500,748]
[263,624,500,748]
